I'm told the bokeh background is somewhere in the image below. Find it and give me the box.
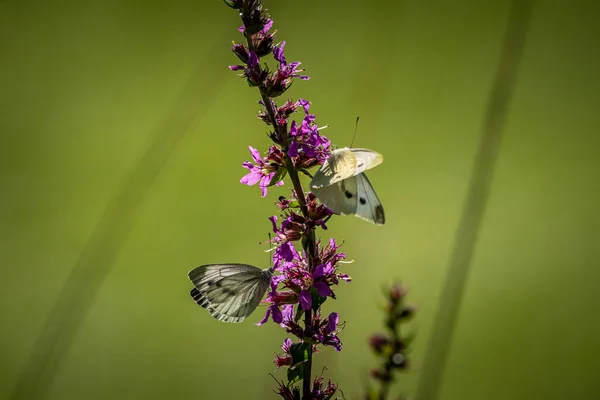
[1,0,599,399]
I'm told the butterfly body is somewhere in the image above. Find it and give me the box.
[310,148,385,225]
[188,263,272,323]
[310,147,383,188]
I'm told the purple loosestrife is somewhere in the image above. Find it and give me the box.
[364,284,415,400]
[225,0,347,398]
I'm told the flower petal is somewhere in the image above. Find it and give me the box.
[248,146,262,163]
[299,290,312,310]
[314,281,333,298]
[288,140,299,158]
[256,306,272,326]
[269,216,280,233]
[271,305,283,324]
[326,312,339,334]
[278,242,295,262]
[240,170,262,186]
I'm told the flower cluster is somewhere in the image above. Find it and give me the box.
[259,234,349,348]
[274,374,339,400]
[241,101,331,197]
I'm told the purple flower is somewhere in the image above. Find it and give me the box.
[317,312,343,351]
[269,215,303,247]
[257,301,282,326]
[273,337,294,369]
[273,42,309,81]
[311,375,339,399]
[240,146,285,197]
[285,99,331,165]
[229,51,268,86]
[262,42,310,97]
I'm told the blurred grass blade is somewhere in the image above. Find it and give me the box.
[10,34,230,400]
[414,1,535,399]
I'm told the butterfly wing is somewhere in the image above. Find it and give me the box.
[312,173,385,225]
[312,176,358,216]
[188,264,272,323]
[354,172,385,225]
[310,148,357,188]
[349,148,383,175]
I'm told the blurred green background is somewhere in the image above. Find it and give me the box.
[1,0,599,399]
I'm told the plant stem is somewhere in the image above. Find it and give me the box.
[244,32,316,399]
[378,323,400,400]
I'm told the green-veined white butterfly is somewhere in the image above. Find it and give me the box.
[310,148,385,225]
[188,264,273,323]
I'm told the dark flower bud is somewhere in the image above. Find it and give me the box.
[222,0,243,9]
[370,368,392,382]
[240,0,267,35]
[273,354,293,368]
[389,283,406,303]
[255,34,274,58]
[262,74,292,98]
[397,305,415,320]
[276,100,298,122]
[231,43,249,63]
[306,192,333,222]
[276,385,300,400]
[245,65,268,87]
[369,333,389,354]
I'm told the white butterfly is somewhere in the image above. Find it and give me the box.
[188,264,273,323]
[310,148,385,225]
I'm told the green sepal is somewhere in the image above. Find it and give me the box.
[287,364,303,385]
[298,168,313,179]
[222,0,237,9]
[294,304,304,323]
[289,341,311,367]
[286,341,311,384]
[268,167,287,186]
[301,234,309,252]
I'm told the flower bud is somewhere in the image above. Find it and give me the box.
[368,333,389,354]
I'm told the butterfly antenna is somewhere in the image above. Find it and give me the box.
[350,116,360,147]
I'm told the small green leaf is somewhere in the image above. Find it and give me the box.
[310,287,327,312]
[301,235,309,251]
[269,167,287,186]
[298,168,314,179]
[288,200,301,208]
[287,365,304,385]
[294,304,304,323]
[289,342,310,367]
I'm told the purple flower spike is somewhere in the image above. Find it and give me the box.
[220,1,380,396]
